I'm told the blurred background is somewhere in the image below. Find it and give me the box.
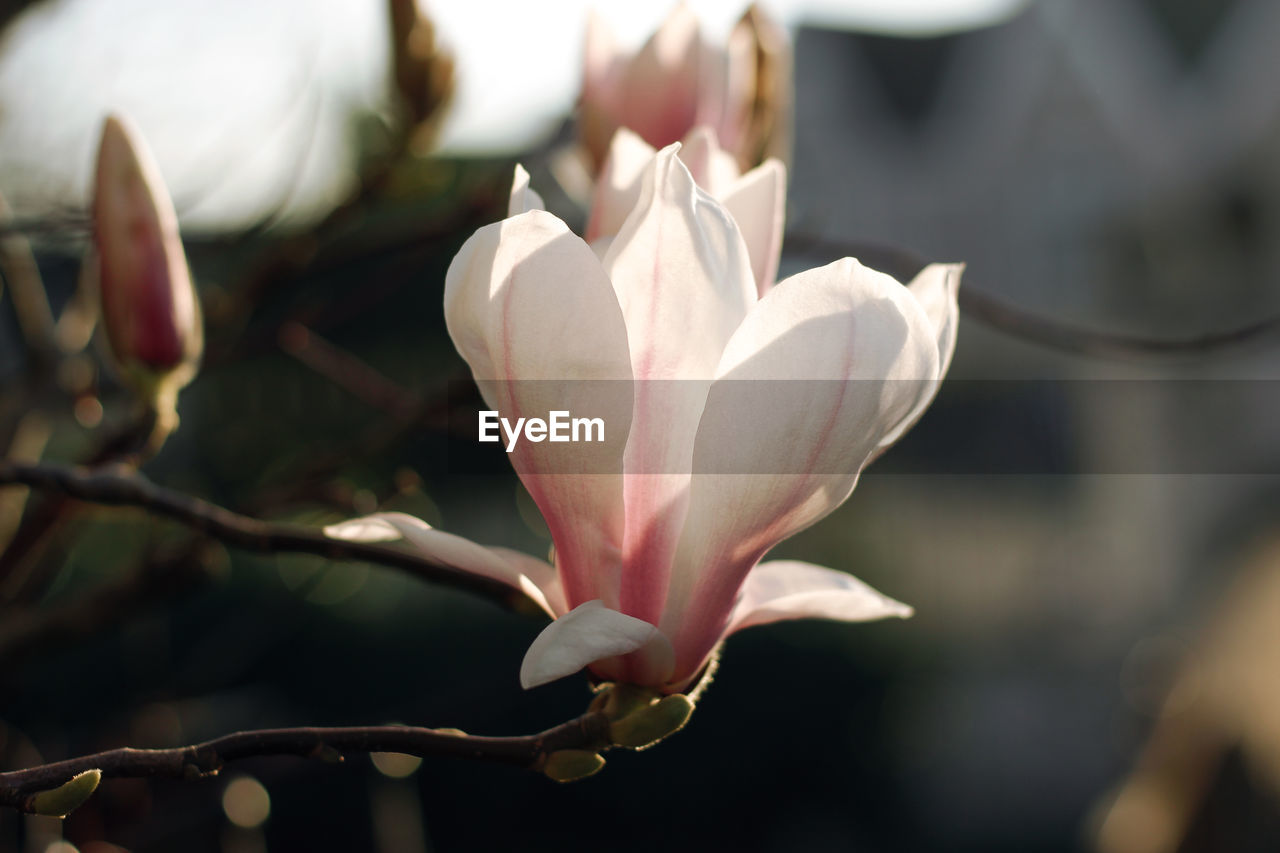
[1,0,1279,851]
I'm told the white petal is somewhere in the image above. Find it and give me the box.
[601,144,756,625]
[876,262,964,450]
[584,128,655,243]
[520,601,674,689]
[507,164,545,217]
[722,158,786,296]
[727,560,913,634]
[325,513,565,617]
[584,127,746,243]
[602,143,755,384]
[323,515,401,543]
[678,126,741,196]
[444,211,633,609]
[662,257,941,672]
[445,210,630,384]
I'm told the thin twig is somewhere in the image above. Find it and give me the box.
[278,321,420,418]
[0,713,612,812]
[0,460,520,608]
[784,233,1280,359]
[0,412,160,602]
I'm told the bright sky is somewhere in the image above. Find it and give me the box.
[0,0,1031,230]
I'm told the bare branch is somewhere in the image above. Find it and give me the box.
[278,321,420,418]
[0,460,523,609]
[0,713,612,813]
[783,233,1280,359]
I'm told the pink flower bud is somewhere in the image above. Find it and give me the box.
[92,114,202,399]
[579,3,791,174]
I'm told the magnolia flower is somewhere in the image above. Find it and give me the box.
[92,114,202,414]
[579,3,790,174]
[329,142,961,695]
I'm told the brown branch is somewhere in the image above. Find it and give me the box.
[0,713,612,813]
[277,321,420,418]
[783,233,1280,359]
[957,286,1280,359]
[0,460,522,609]
[0,411,164,603]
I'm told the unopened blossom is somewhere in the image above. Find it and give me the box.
[92,114,202,412]
[329,142,961,695]
[578,3,790,174]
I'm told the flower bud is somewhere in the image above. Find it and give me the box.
[578,3,792,174]
[609,694,695,750]
[29,769,101,818]
[541,750,605,782]
[92,114,202,418]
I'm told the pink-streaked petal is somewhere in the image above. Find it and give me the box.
[507,164,545,217]
[722,158,785,296]
[662,257,941,677]
[584,128,655,243]
[324,513,564,618]
[601,144,755,626]
[444,211,632,610]
[876,262,964,451]
[520,600,674,689]
[727,560,913,634]
[619,4,702,149]
[602,145,755,383]
[678,126,740,196]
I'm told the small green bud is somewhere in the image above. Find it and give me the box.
[597,683,660,721]
[609,694,695,749]
[434,727,467,737]
[29,769,102,818]
[542,750,605,782]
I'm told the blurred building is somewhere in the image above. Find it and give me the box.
[785,0,1280,849]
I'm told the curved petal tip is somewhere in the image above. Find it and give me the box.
[520,601,674,689]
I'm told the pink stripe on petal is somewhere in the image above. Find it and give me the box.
[601,144,755,626]
[444,211,633,609]
[662,258,941,680]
